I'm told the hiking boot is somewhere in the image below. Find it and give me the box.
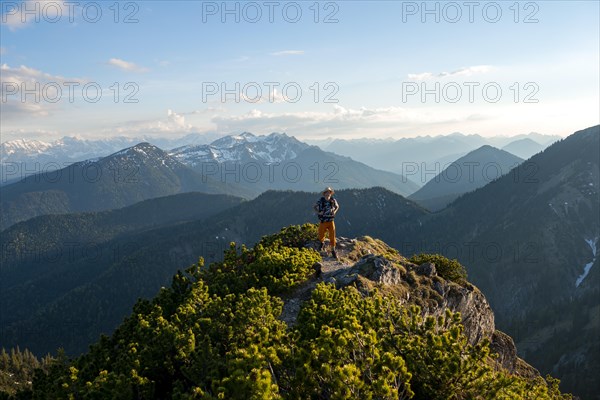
[331,249,338,259]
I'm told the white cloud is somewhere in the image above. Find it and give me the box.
[179,107,226,115]
[0,63,86,118]
[1,0,72,30]
[107,58,149,73]
[0,102,52,118]
[1,0,29,30]
[0,63,84,84]
[106,109,215,137]
[210,105,486,138]
[409,65,492,80]
[439,65,492,77]
[270,50,305,56]
[167,109,188,128]
[407,72,435,80]
[0,128,60,143]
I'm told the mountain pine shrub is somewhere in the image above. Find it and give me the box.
[409,253,468,284]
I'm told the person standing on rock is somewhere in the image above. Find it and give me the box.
[314,187,340,259]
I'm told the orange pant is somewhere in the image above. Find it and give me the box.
[318,221,336,248]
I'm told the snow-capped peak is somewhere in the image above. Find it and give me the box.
[1,139,53,157]
[169,132,309,166]
[210,132,259,148]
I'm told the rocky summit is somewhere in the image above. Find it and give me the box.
[281,235,539,379]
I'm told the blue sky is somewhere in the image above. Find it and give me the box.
[1,0,598,142]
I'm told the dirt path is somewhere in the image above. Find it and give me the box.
[280,237,356,325]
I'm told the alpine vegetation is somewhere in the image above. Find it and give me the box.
[6,225,571,399]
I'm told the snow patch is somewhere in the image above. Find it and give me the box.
[548,203,559,216]
[575,236,598,287]
[111,147,133,157]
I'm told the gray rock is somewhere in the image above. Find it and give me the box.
[433,280,445,296]
[416,262,437,277]
[490,330,517,373]
[337,273,358,287]
[312,262,323,277]
[327,255,406,287]
[325,277,337,285]
[433,284,495,345]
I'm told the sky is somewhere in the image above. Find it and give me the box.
[1,0,599,143]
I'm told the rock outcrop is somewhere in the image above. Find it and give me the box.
[280,235,537,378]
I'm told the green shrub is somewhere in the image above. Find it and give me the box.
[291,283,571,400]
[258,223,318,249]
[245,241,321,294]
[201,226,321,296]
[409,253,468,284]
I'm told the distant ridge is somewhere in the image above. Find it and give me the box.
[502,138,546,159]
[409,145,523,211]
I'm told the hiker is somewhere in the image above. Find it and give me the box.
[314,187,340,259]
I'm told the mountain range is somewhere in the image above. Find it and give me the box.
[0,133,222,185]
[0,133,221,165]
[0,143,248,230]
[2,132,558,187]
[0,125,596,398]
[316,132,560,181]
[170,131,419,196]
[0,133,418,230]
